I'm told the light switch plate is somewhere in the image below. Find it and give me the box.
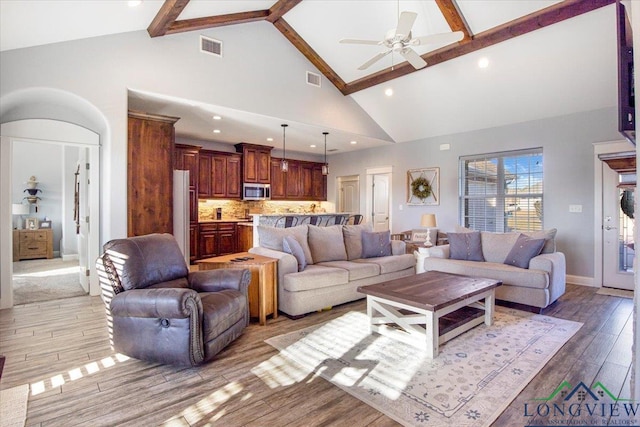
[569,204,582,213]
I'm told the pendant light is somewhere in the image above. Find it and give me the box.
[322,131,329,175]
[280,124,289,172]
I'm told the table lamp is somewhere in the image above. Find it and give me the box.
[12,203,30,229]
[420,213,437,247]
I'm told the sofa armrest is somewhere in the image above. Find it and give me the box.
[391,240,406,255]
[188,269,251,295]
[249,247,299,291]
[110,288,201,319]
[529,252,566,303]
[427,244,449,259]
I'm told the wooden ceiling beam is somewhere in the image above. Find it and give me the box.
[435,0,472,41]
[267,0,304,23]
[166,10,269,34]
[343,0,615,95]
[148,0,191,37]
[272,18,347,93]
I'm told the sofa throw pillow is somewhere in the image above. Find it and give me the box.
[448,231,484,261]
[361,230,392,258]
[503,234,546,269]
[257,224,313,264]
[524,228,557,254]
[343,223,373,260]
[283,235,307,272]
[308,225,348,263]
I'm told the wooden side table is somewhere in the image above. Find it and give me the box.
[197,252,277,326]
[13,228,53,262]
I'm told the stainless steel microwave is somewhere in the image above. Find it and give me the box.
[243,183,270,200]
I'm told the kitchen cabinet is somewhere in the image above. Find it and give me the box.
[271,157,327,201]
[237,223,254,252]
[198,222,237,258]
[235,143,272,184]
[199,150,242,199]
[128,111,179,237]
[174,144,200,225]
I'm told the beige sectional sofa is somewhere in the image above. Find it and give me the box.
[423,228,565,312]
[249,223,415,317]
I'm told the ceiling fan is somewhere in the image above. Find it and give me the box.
[340,11,464,71]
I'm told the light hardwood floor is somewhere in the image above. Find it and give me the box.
[0,284,635,426]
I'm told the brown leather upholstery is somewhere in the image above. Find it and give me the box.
[97,233,250,366]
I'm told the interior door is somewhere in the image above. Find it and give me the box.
[602,164,635,290]
[77,149,90,291]
[372,173,390,231]
[338,176,360,214]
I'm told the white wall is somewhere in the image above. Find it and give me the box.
[327,107,621,280]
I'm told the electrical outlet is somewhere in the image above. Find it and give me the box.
[399,204,403,211]
[569,204,582,213]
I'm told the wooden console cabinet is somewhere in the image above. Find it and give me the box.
[13,229,53,261]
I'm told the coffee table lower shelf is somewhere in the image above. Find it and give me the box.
[366,289,495,358]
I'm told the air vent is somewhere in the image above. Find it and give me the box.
[200,35,222,57]
[306,71,321,87]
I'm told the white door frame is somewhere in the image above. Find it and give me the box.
[1,120,101,309]
[365,166,393,231]
[593,139,635,289]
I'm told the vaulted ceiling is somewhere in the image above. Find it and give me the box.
[0,1,621,153]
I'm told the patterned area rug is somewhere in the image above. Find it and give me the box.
[0,384,29,427]
[13,259,86,305]
[258,308,582,427]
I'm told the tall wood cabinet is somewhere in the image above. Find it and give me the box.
[127,111,179,237]
[235,143,272,184]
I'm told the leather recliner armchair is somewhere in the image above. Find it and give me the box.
[96,233,250,366]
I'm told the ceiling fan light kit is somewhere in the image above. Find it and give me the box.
[340,11,464,71]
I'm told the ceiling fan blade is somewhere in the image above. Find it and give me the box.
[358,50,392,70]
[339,38,383,46]
[395,11,417,38]
[400,47,427,69]
[410,31,465,47]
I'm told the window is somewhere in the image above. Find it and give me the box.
[459,148,543,232]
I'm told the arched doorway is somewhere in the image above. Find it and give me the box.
[0,88,107,308]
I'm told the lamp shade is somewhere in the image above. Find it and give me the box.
[420,213,437,228]
[12,203,29,215]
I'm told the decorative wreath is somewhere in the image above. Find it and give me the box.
[411,177,432,200]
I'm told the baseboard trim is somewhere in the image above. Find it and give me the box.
[61,254,79,261]
[566,275,596,287]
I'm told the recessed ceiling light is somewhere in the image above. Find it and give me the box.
[384,88,393,97]
[350,140,357,145]
[478,57,490,69]
[266,137,273,142]
[213,129,221,134]
[213,115,222,120]
[310,144,316,148]
[128,0,142,7]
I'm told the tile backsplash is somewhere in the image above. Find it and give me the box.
[198,199,333,221]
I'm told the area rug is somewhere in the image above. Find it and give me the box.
[597,287,634,299]
[0,384,29,427]
[13,259,86,305]
[257,308,582,427]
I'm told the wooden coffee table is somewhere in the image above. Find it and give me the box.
[197,252,277,326]
[357,271,501,358]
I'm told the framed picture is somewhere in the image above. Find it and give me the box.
[407,167,440,205]
[26,217,38,230]
[410,229,431,242]
[39,220,52,229]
